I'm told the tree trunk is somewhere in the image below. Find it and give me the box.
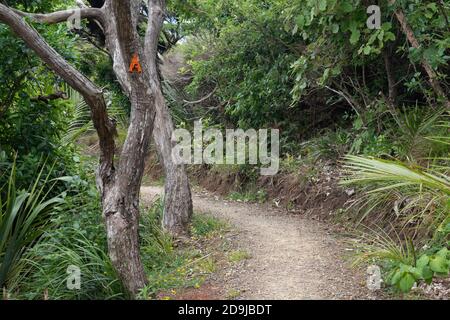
[99,0,158,296]
[145,0,193,236]
[101,90,155,296]
[383,49,397,106]
[103,190,147,296]
[152,99,193,235]
[102,0,193,236]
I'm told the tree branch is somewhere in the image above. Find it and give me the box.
[31,91,69,102]
[11,7,104,26]
[389,0,450,109]
[144,0,165,67]
[0,3,116,187]
[183,84,217,105]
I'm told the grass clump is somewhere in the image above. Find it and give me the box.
[228,250,251,263]
[190,214,228,238]
[139,200,225,299]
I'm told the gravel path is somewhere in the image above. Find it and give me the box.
[141,186,378,300]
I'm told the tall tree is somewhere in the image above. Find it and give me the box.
[0,0,193,296]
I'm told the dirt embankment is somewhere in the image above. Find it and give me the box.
[183,161,353,223]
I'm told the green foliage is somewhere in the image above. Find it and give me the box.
[287,1,449,104]
[21,229,123,300]
[228,190,267,204]
[341,155,449,234]
[0,159,64,292]
[9,168,123,300]
[178,0,449,161]
[352,227,418,268]
[386,247,449,293]
[0,1,83,193]
[191,214,228,238]
[390,107,448,160]
[140,198,175,261]
[179,0,300,130]
[62,87,128,146]
[343,151,449,293]
[138,200,226,299]
[300,128,352,162]
[352,227,449,294]
[228,249,251,263]
[1,0,449,300]
[342,156,450,195]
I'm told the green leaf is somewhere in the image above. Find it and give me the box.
[384,32,396,42]
[416,255,429,269]
[331,23,339,33]
[318,0,327,12]
[350,29,360,44]
[296,15,305,28]
[421,266,434,284]
[435,248,448,258]
[429,256,449,274]
[398,273,416,293]
[340,2,353,13]
[390,269,403,285]
[381,22,392,31]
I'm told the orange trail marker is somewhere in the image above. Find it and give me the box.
[129,53,142,73]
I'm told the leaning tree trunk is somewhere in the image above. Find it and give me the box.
[151,93,193,235]
[145,0,193,236]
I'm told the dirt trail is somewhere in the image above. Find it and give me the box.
[141,186,377,300]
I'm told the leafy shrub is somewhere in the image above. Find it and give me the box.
[191,214,228,238]
[228,190,267,204]
[20,229,123,300]
[343,154,449,293]
[387,248,449,293]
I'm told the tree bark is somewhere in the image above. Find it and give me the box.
[97,0,158,296]
[11,7,103,24]
[382,49,397,106]
[144,0,193,235]
[102,0,193,236]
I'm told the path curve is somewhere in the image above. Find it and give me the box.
[141,186,377,300]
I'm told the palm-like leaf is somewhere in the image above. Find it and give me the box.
[62,88,128,146]
[341,155,450,195]
[0,159,64,290]
[341,155,449,236]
